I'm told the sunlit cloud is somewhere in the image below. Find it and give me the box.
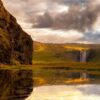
[3,0,100,44]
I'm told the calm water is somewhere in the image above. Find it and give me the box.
[0,68,100,100]
[0,70,33,100]
[26,85,100,100]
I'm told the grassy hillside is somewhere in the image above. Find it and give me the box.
[32,41,100,64]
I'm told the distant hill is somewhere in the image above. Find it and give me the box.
[33,41,100,64]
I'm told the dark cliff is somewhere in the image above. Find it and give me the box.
[0,0,33,64]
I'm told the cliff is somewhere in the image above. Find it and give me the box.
[0,0,33,64]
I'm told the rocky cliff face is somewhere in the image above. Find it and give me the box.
[0,0,33,64]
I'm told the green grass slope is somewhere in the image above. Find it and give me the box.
[33,41,100,64]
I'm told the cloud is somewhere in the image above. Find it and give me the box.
[3,0,100,31]
[79,31,100,43]
[33,3,100,32]
[25,29,84,43]
[3,0,99,22]
[3,0,100,43]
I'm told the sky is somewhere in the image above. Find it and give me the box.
[3,0,100,44]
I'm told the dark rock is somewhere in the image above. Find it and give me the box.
[0,0,33,64]
[0,70,33,100]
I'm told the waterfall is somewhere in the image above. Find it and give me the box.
[79,51,89,79]
[80,72,88,79]
[80,51,87,62]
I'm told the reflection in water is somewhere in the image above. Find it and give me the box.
[27,68,100,100]
[26,85,100,100]
[0,70,33,100]
[80,51,87,62]
[80,72,87,79]
[0,68,100,100]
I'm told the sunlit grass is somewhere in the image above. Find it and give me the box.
[63,45,89,51]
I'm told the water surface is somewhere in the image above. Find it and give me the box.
[26,85,100,100]
[0,66,100,100]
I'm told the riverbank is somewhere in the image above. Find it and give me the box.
[0,62,100,86]
[0,62,100,71]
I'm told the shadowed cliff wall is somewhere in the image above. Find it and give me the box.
[0,0,33,64]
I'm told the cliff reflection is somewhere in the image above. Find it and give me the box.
[0,70,33,100]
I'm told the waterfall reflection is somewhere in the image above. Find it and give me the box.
[0,70,33,100]
[80,51,87,62]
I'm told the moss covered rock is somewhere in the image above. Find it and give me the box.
[0,0,33,64]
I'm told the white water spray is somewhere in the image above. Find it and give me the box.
[80,50,88,79]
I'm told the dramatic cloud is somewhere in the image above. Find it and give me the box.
[34,4,100,32]
[3,0,100,29]
[3,0,100,43]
